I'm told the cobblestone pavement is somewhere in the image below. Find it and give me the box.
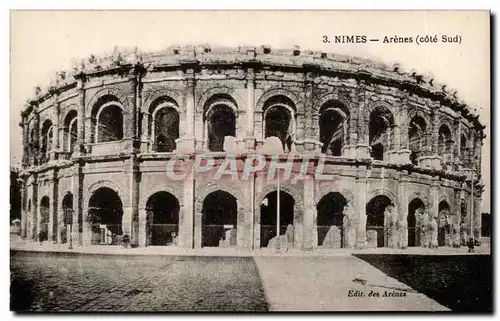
[254,255,449,311]
[10,251,268,312]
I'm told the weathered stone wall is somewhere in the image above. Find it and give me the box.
[18,45,486,250]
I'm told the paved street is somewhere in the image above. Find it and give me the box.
[13,248,491,312]
[10,252,268,312]
[254,256,448,311]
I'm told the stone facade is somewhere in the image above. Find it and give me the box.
[18,45,486,250]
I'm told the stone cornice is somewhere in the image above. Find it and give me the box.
[21,45,485,130]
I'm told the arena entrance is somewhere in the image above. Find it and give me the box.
[39,196,50,241]
[260,191,295,248]
[201,191,237,247]
[87,187,123,245]
[366,195,392,247]
[438,201,451,246]
[408,198,425,247]
[145,192,180,246]
[61,192,74,244]
[316,192,347,248]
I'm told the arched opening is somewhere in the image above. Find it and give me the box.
[87,187,123,245]
[260,190,295,248]
[369,108,394,161]
[438,124,453,169]
[151,100,179,152]
[202,191,238,247]
[63,110,78,153]
[203,94,238,152]
[316,192,348,248]
[319,102,349,156]
[438,201,451,246]
[408,198,425,247]
[145,192,180,246]
[409,116,427,165]
[39,196,50,241]
[366,195,392,247]
[61,192,74,244]
[92,95,124,143]
[40,120,53,163]
[264,96,296,153]
[206,105,236,152]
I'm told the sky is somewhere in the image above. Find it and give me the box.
[9,10,491,212]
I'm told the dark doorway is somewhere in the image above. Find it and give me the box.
[408,198,424,247]
[316,192,347,247]
[87,187,123,245]
[146,192,180,246]
[366,195,391,247]
[39,196,50,241]
[260,191,295,248]
[438,201,451,247]
[202,191,238,247]
[61,193,74,244]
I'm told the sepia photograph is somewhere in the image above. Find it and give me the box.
[9,10,492,312]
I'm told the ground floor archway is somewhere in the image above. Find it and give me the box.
[61,192,74,244]
[39,196,50,241]
[87,187,123,245]
[316,192,347,248]
[260,190,295,248]
[438,201,451,246]
[202,190,238,247]
[366,195,392,248]
[408,198,425,247]
[145,191,180,246]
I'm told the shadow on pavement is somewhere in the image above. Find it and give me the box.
[353,254,492,312]
[10,278,36,311]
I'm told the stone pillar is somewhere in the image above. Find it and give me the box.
[122,157,139,242]
[430,181,439,247]
[33,110,40,165]
[397,100,411,164]
[397,176,409,248]
[124,70,138,152]
[453,119,461,171]
[47,177,55,242]
[474,191,481,244]
[72,164,82,245]
[31,176,38,240]
[50,99,60,161]
[387,124,400,163]
[302,176,314,251]
[355,167,368,248]
[50,173,59,243]
[244,172,256,249]
[179,158,194,248]
[21,116,29,167]
[140,112,150,153]
[355,86,370,158]
[76,78,85,154]
[344,94,358,158]
[82,221,92,246]
[245,67,256,149]
[138,208,147,247]
[178,69,196,152]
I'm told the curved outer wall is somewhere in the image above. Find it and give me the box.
[18,45,486,250]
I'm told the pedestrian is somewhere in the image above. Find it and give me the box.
[38,230,44,246]
[467,237,475,253]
